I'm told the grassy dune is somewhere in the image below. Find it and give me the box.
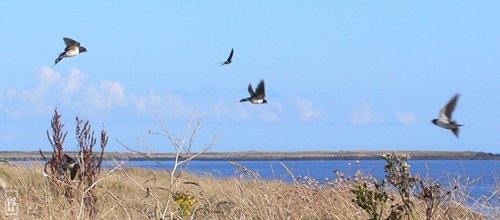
[0,160,497,219]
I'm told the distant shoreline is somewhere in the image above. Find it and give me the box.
[1,150,499,161]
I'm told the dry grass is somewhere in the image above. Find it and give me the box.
[0,114,497,219]
[0,161,497,220]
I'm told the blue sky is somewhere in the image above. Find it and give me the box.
[0,2,499,153]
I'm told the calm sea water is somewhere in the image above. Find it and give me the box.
[121,160,500,199]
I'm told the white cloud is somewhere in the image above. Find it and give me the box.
[210,102,251,120]
[57,69,87,105]
[84,81,128,110]
[208,101,281,123]
[38,67,61,92]
[396,111,417,124]
[101,80,127,105]
[63,69,86,94]
[259,110,279,122]
[350,102,382,124]
[290,96,322,122]
[161,92,196,117]
[129,90,197,118]
[0,67,327,124]
[0,68,180,118]
[0,67,64,117]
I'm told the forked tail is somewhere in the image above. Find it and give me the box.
[54,53,65,66]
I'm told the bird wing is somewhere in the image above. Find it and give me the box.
[227,48,234,62]
[63,37,79,47]
[63,154,75,164]
[451,127,460,138]
[438,108,451,122]
[444,94,460,119]
[70,165,79,180]
[254,80,266,99]
[247,83,254,96]
[79,46,87,53]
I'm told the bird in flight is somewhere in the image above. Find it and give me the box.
[431,94,462,138]
[220,48,234,66]
[54,37,87,66]
[240,79,267,104]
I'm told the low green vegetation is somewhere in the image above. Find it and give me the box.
[351,153,460,220]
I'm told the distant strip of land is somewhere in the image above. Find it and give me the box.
[0,150,499,161]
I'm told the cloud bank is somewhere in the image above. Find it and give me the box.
[0,67,325,124]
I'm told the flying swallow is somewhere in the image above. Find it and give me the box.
[54,37,87,66]
[240,79,267,104]
[431,94,462,138]
[220,48,234,66]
